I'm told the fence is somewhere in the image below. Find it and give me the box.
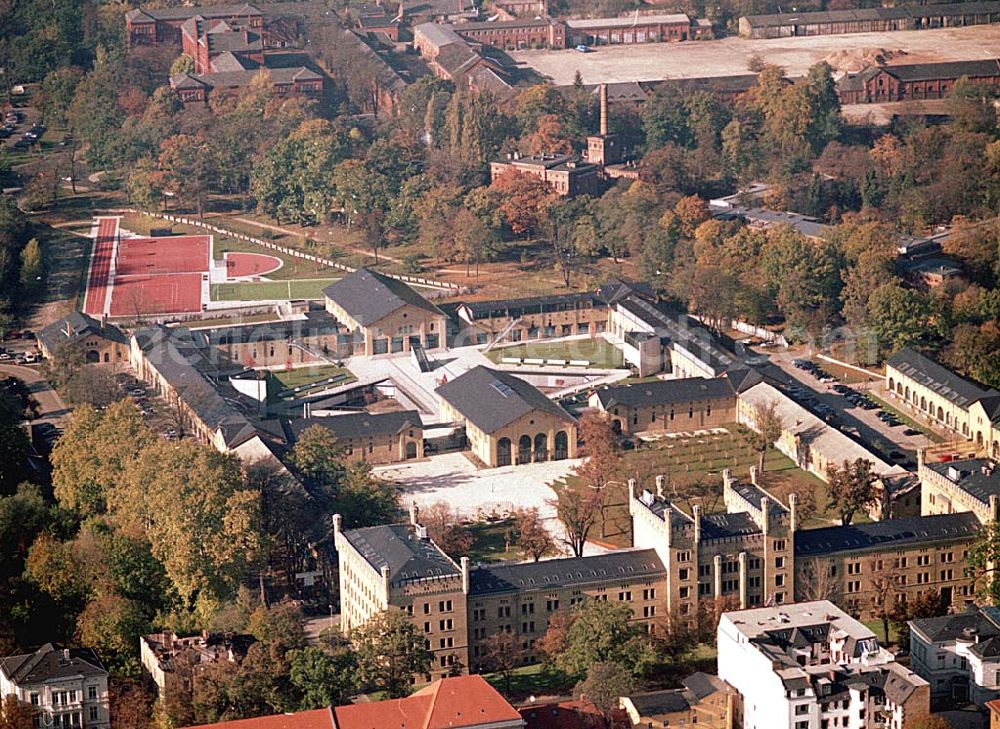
[102,208,467,296]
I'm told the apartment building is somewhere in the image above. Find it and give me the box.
[630,468,798,620]
[792,513,981,620]
[909,605,1000,705]
[718,601,930,729]
[0,644,110,729]
[919,454,1000,524]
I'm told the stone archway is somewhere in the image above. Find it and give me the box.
[497,437,512,467]
[534,433,548,462]
[405,441,417,460]
[85,350,100,363]
[889,377,895,392]
[554,431,569,460]
[937,406,944,422]
[920,396,927,412]
[518,435,532,465]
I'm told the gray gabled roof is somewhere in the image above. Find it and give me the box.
[1,644,107,685]
[130,3,263,21]
[341,523,460,583]
[594,376,736,410]
[469,548,664,595]
[436,366,575,434]
[924,458,1000,506]
[886,347,992,409]
[794,513,980,558]
[37,312,127,354]
[322,268,444,326]
[289,411,422,441]
[910,605,1000,644]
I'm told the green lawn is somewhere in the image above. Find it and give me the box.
[557,424,833,547]
[268,365,355,396]
[488,338,625,368]
[483,662,573,702]
[466,519,524,563]
[211,278,339,301]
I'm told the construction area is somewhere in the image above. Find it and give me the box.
[511,23,1000,84]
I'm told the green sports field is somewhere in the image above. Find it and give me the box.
[210,278,340,301]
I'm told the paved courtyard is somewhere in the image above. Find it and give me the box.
[510,24,1000,84]
[374,452,611,556]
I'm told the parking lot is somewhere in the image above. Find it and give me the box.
[510,24,1000,84]
[765,350,940,468]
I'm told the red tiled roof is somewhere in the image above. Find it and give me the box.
[987,699,1000,715]
[520,699,628,729]
[182,708,334,729]
[333,676,521,729]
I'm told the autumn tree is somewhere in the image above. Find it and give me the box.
[741,400,784,472]
[51,401,154,517]
[796,557,841,602]
[549,485,603,558]
[420,501,474,556]
[967,519,1000,606]
[827,458,878,526]
[353,610,432,698]
[550,599,654,679]
[890,590,947,649]
[574,413,621,539]
[514,507,556,561]
[479,631,520,698]
[575,662,634,723]
[491,169,557,238]
[109,679,153,729]
[0,695,35,729]
[117,441,260,614]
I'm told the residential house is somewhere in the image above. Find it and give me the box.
[0,644,110,729]
[909,605,1000,705]
[620,672,737,729]
[36,312,128,364]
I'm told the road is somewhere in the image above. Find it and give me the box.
[0,363,69,426]
[763,348,939,466]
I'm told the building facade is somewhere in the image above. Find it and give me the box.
[620,672,737,729]
[323,268,449,356]
[919,455,1000,524]
[910,606,1000,706]
[631,469,797,622]
[140,632,254,706]
[739,1,1000,39]
[885,346,1000,457]
[435,366,577,467]
[565,13,712,47]
[0,644,110,729]
[37,312,129,364]
[287,411,424,465]
[490,154,604,197]
[837,59,1000,104]
[126,3,265,46]
[590,377,738,436]
[718,601,930,729]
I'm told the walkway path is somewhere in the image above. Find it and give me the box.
[0,364,70,425]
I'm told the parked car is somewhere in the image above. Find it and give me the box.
[903,428,922,437]
[575,44,591,52]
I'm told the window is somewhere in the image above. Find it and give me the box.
[679,568,689,581]
[30,694,39,707]
[424,622,431,633]
[775,556,786,569]
[89,708,98,722]
[643,588,656,600]
[774,539,786,551]
[618,591,632,601]
[546,598,559,612]
[796,705,808,715]
[423,603,430,614]
[775,574,785,587]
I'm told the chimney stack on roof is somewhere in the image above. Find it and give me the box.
[599,82,608,137]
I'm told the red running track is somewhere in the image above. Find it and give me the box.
[226,251,283,278]
[115,235,210,276]
[109,273,204,316]
[82,217,119,315]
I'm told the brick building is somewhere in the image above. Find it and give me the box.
[170,62,323,104]
[452,17,566,49]
[885,346,1000,456]
[620,673,738,729]
[739,1,1000,39]
[565,13,712,47]
[37,312,128,365]
[490,153,604,197]
[126,3,264,46]
[590,376,739,436]
[181,16,264,74]
[837,59,1000,104]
